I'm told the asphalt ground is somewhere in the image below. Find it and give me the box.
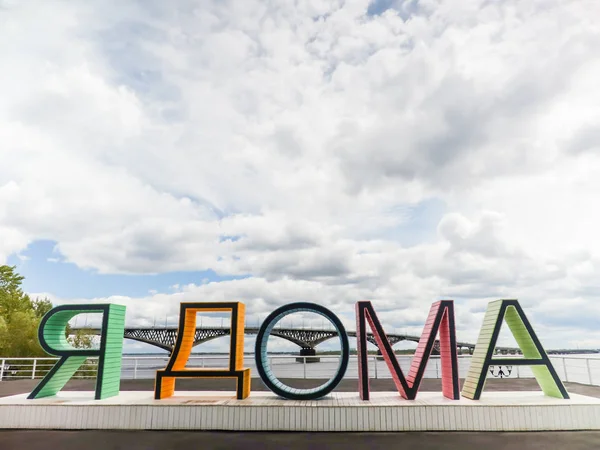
[1,378,599,450]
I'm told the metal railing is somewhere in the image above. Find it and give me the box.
[0,355,598,386]
[0,357,99,381]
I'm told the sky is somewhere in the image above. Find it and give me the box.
[1,0,600,354]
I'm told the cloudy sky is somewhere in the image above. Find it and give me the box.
[2,0,600,354]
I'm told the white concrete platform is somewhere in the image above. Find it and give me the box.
[1,391,599,431]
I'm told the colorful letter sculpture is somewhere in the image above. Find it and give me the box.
[154,302,251,400]
[461,299,569,400]
[254,302,350,400]
[356,300,460,400]
[28,304,126,400]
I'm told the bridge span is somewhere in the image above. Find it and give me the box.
[70,326,537,357]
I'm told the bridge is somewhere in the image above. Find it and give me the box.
[70,326,542,357]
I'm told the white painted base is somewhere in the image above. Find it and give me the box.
[1,391,599,431]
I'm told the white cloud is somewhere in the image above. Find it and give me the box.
[2,0,600,350]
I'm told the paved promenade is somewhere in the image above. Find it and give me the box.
[1,378,599,450]
[2,377,600,398]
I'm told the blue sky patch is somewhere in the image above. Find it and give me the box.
[8,240,248,299]
[367,0,422,20]
[377,197,446,246]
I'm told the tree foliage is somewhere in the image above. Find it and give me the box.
[32,297,53,319]
[0,265,93,356]
[65,324,96,349]
[0,265,52,357]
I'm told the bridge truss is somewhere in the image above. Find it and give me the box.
[74,326,489,355]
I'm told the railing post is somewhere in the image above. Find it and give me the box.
[32,359,37,379]
[374,355,378,379]
[435,358,439,378]
[516,365,520,378]
[587,359,593,385]
[133,358,138,380]
[562,358,568,382]
[0,359,4,381]
[303,356,307,379]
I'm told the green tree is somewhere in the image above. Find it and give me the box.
[32,297,53,319]
[65,324,95,349]
[0,265,50,357]
[0,265,30,319]
[0,265,96,384]
[0,265,95,356]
